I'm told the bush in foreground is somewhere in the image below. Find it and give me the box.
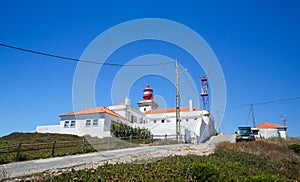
[289,144,300,154]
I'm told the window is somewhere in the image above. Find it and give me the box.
[70,121,76,128]
[186,119,189,122]
[144,108,146,111]
[161,119,165,123]
[64,121,69,128]
[154,120,156,123]
[93,119,98,126]
[134,116,137,123]
[131,115,134,123]
[86,120,91,127]
[252,129,259,135]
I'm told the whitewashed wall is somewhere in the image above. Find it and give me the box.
[134,113,215,144]
[36,113,129,138]
[258,128,287,139]
[36,125,61,133]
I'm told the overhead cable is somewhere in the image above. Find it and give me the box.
[239,96,300,107]
[0,43,174,67]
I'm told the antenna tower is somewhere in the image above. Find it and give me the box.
[200,76,210,110]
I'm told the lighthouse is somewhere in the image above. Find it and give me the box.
[143,85,153,100]
[138,84,158,113]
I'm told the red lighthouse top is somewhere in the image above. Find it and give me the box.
[143,84,153,100]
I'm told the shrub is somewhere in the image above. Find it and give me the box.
[288,144,300,154]
[244,175,286,182]
[184,163,220,181]
[110,122,151,138]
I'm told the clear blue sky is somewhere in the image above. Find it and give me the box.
[0,1,299,137]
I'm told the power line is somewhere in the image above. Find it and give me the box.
[252,96,300,106]
[0,43,174,67]
[236,96,300,108]
[225,96,300,112]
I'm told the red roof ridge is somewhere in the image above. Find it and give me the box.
[59,106,128,121]
[255,122,286,129]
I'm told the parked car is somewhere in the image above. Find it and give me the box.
[235,127,255,142]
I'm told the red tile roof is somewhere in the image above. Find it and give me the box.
[255,122,286,129]
[145,107,201,114]
[59,107,127,121]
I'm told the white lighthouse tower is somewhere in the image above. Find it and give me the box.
[137,84,158,113]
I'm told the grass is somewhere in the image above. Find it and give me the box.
[215,138,300,165]
[20,138,300,181]
[0,132,176,164]
[0,132,96,164]
[150,139,178,146]
[0,132,83,143]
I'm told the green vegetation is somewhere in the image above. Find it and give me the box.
[0,132,95,164]
[2,133,299,181]
[0,132,175,164]
[288,144,300,154]
[110,122,151,138]
[33,138,300,181]
[0,132,141,164]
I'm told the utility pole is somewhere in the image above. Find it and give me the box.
[175,59,180,143]
[280,115,286,127]
[250,103,256,127]
[280,115,288,138]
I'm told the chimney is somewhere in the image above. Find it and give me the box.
[189,100,193,112]
[125,97,130,106]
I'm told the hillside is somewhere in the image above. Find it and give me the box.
[9,138,300,181]
[0,132,172,165]
[0,132,83,144]
[0,132,94,165]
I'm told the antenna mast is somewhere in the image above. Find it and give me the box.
[200,76,209,111]
[280,115,287,127]
[280,115,288,138]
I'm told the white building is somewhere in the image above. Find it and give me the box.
[36,107,129,138]
[36,85,215,143]
[253,122,287,139]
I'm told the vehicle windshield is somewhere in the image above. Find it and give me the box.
[238,128,252,134]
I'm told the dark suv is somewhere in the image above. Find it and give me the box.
[235,127,255,142]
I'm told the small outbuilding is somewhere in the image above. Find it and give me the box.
[253,122,287,139]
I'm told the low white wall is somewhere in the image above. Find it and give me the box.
[36,125,61,133]
[133,122,176,136]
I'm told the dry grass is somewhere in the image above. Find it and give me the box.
[215,138,300,165]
